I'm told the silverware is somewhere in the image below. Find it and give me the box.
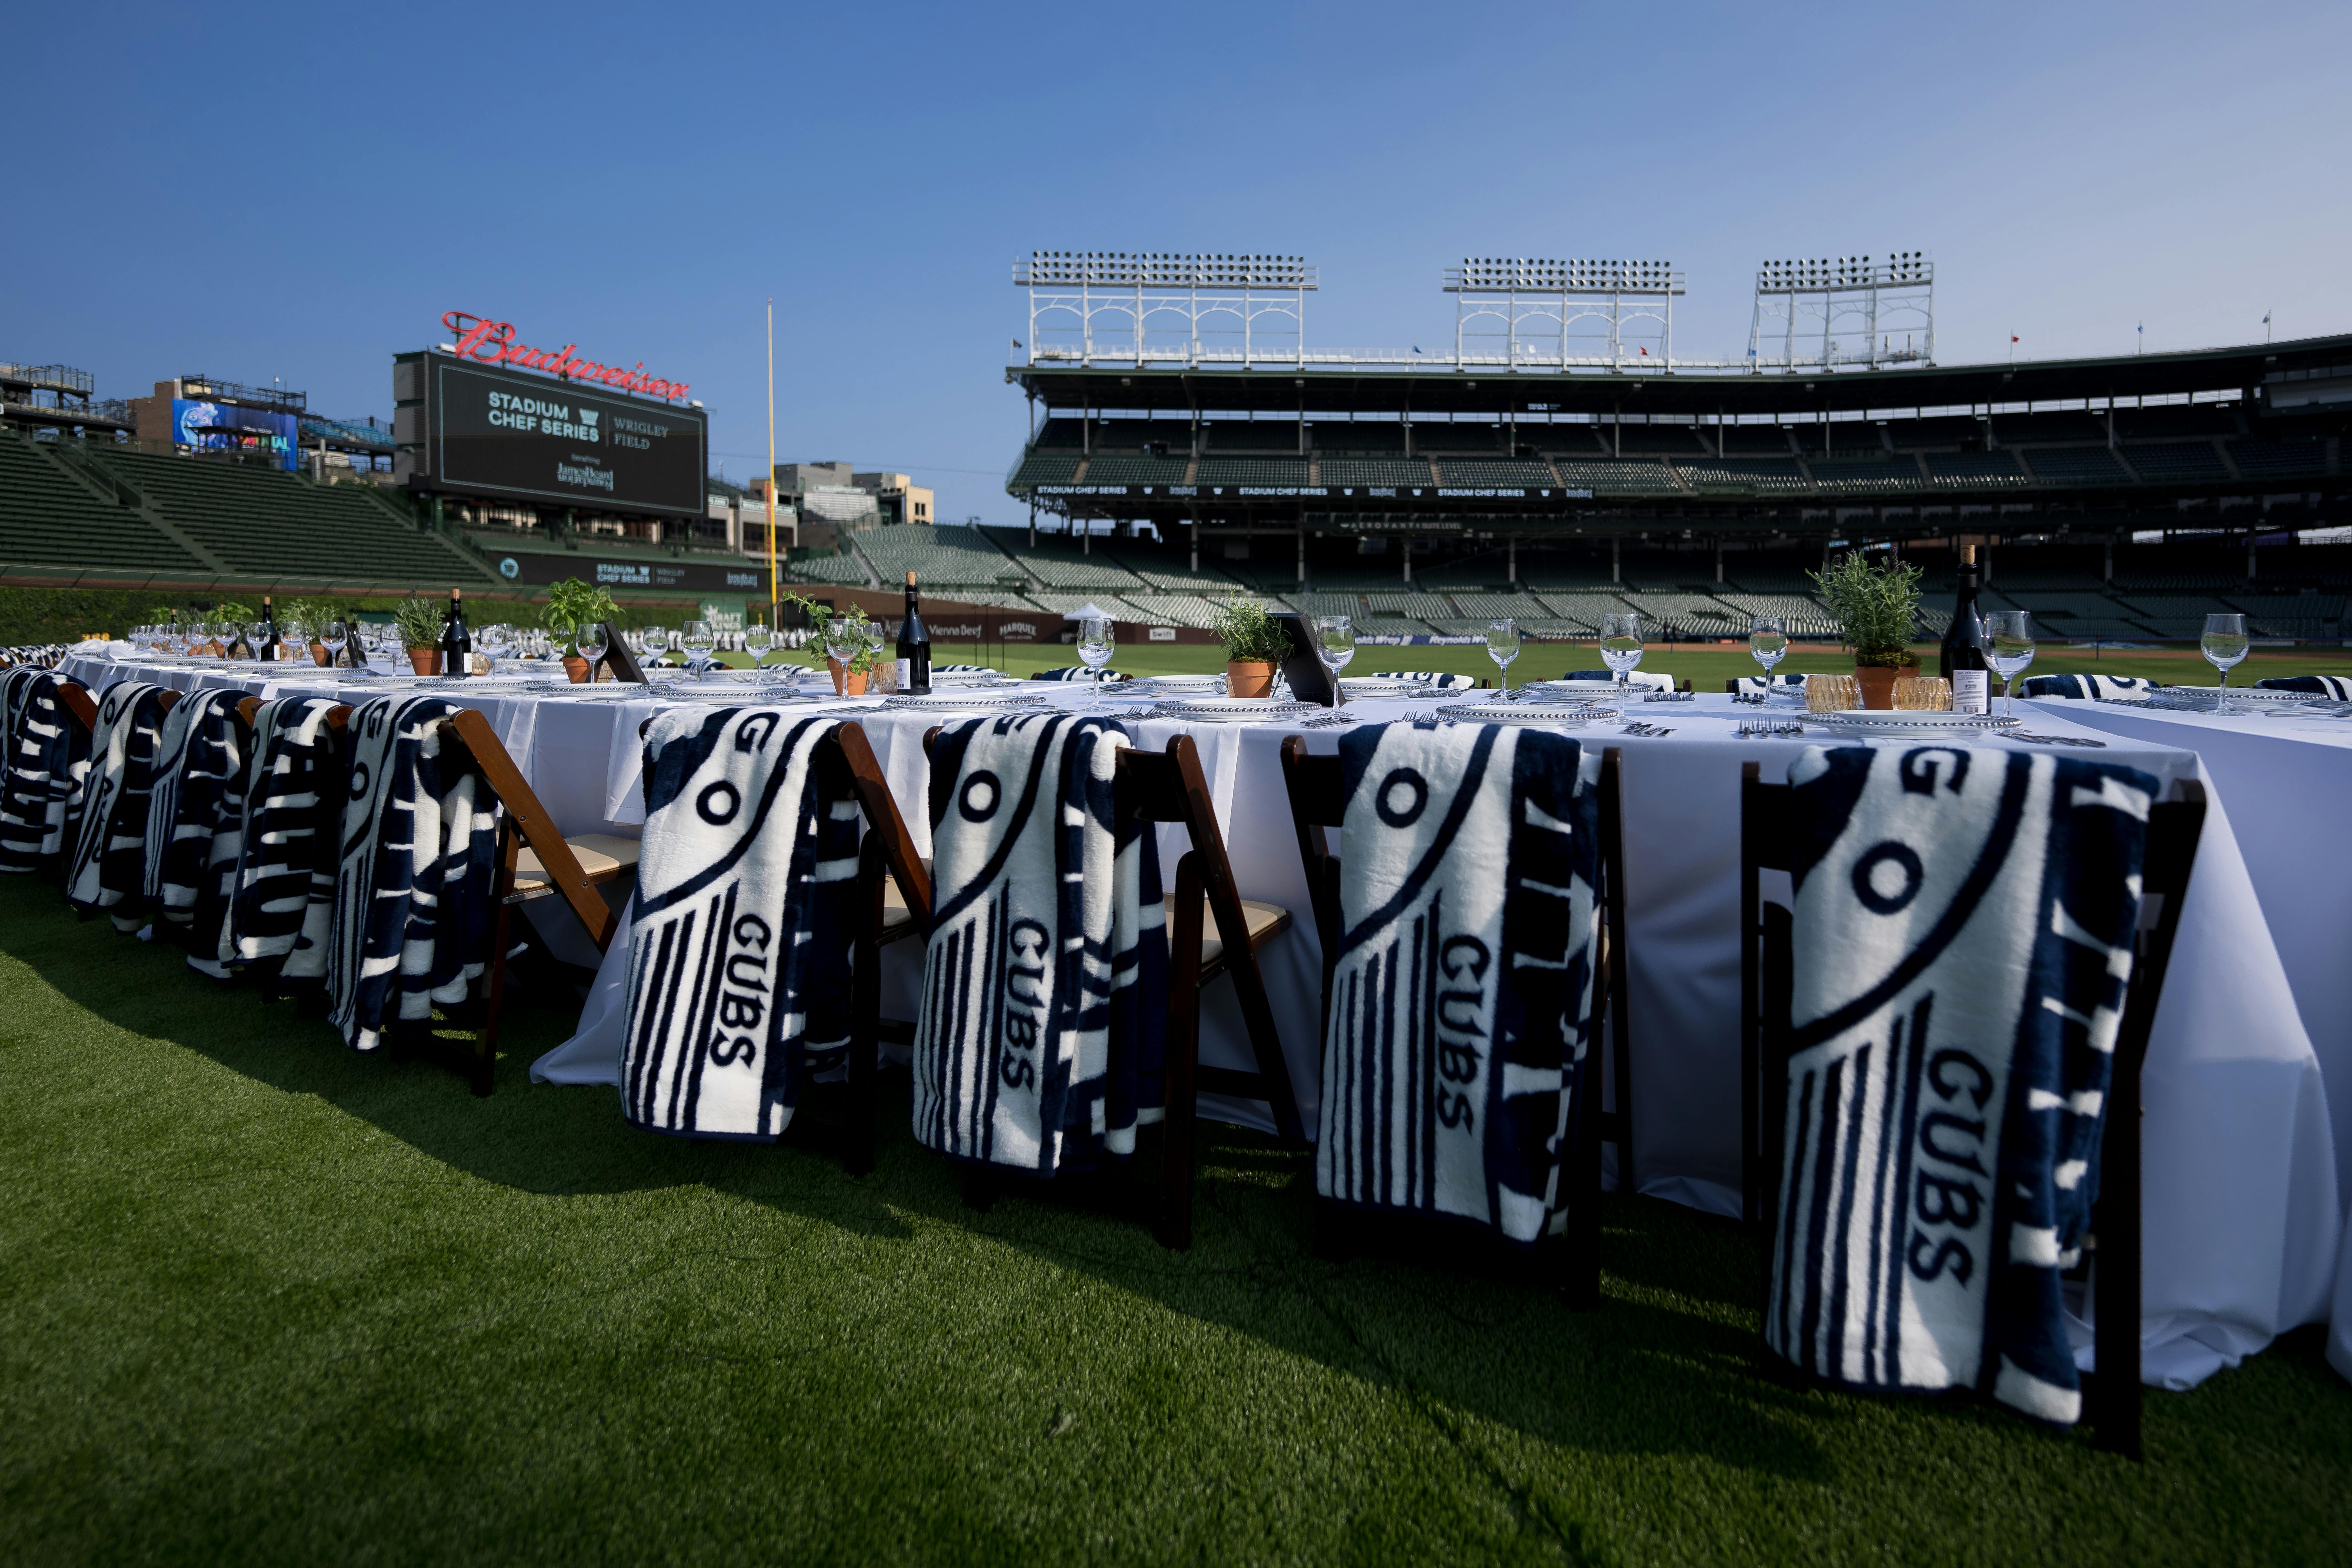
[2009,731,2109,748]
[1619,721,1675,737]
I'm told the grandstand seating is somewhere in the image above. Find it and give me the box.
[1530,591,1637,631]
[1432,460,1556,487]
[1811,456,1923,494]
[1010,452,1081,486]
[1365,592,1460,620]
[1093,419,1189,451]
[1099,540,1247,591]
[1355,616,1431,634]
[1711,591,1840,639]
[785,552,872,586]
[1718,426,1796,455]
[1195,457,1309,486]
[84,447,492,587]
[2122,441,2230,482]
[1413,423,1503,454]
[1312,422,1408,454]
[2022,447,2131,485]
[1619,592,1746,637]
[1551,459,1682,494]
[2114,405,2240,441]
[2229,438,2331,478]
[984,531,1143,589]
[1611,426,1707,456]
[1320,458,1434,487]
[1993,412,2108,445]
[1203,422,1300,454]
[1283,592,1365,619]
[1448,592,1543,618]
[1031,419,1085,449]
[1924,452,2029,488]
[1118,593,1232,628]
[1678,457,1810,494]
[850,525,1021,589]
[0,432,206,576]
[1082,456,1190,484]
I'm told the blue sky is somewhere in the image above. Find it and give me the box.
[8,1,2347,525]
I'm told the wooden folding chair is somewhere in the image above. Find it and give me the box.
[830,722,931,1175]
[1277,737,1629,1303]
[1740,760,2204,1460]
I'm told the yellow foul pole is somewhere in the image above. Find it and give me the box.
[765,298,778,630]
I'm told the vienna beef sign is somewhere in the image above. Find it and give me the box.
[442,311,691,402]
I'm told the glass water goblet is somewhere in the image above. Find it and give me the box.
[573,621,608,682]
[1984,611,2036,717]
[681,619,715,679]
[321,618,347,669]
[2201,613,2250,712]
[1598,612,1644,692]
[862,622,889,690]
[744,620,775,675]
[1316,616,1356,709]
[1485,618,1520,696]
[1076,615,1116,709]
[823,623,864,693]
[1748,616,1788,699]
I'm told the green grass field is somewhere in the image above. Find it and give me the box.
[2,877,2348,1565]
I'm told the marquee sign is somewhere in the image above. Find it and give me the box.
[441,311,692,402]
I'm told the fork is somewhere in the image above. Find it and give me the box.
[2009,731,2109,748]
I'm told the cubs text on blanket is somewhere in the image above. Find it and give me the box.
[143,689,248,931]
[323,696,502,1053]
[218,698,347,975]
[2016,675,2152,700]
[67,682,172,930]
[0,669,90,873]
[1766,744,2159,1426]
[620,708,858,1139]
[1315,721,1603,1245]
[912,712,1168,1176]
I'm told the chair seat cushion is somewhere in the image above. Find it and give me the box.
[514,832,642,892]
[1200,898,1291,967]
[879,857,933,935]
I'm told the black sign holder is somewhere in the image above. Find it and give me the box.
[592,620,648,684]
[1270,612,1336,707]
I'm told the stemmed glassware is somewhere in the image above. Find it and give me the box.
[573,620,608,682]
[680,619,715,679]
[1984,611,2036,717]
[1076,614,1116,709]
[823,620,864,695]
[862,622,888,690]
[476,622,512,677]
[320,617,347,670]
[1316,616,1356,711]
[1598,612,1644,693]
[1486,618,1520,696]
[2201,613,2250,712]
[744,619,775,677]
[1749,616,1788,698]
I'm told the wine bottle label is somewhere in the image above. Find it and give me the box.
[1952,670,1990,714]
[896,658,911,689]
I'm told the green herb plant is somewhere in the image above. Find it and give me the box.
[1212,598,1292,666]
[539,579,621,653]
[1809,553,1924,669]
[391,596,447,652]
[778,591,878,674]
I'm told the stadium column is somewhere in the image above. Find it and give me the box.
[1612,535,1620,584]
[1507,534,1516,585]
[1296,510,1306,585]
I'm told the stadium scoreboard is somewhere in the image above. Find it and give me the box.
[392,350,707,519]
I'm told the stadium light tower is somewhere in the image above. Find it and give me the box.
[1014,252,1317,369]
[1442,258,1686,371]
[1747,253,1934,371]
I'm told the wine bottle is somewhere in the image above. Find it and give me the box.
[1940,545,1991,714]
[439,588,473,678]
[257,595,281,663]
[896,571,931,695]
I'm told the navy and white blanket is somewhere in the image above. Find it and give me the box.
[1315,722,1603,1243]
[143,689,248,932]
[0,669,89,873]
[2016,675,2152,700]
[66,682,172,930]
[1562,669,1674,691]
[912,714,1168,1174]
[1766,744,2160,1426]
[219,698,346,973]
[1734,673,1811,696]
[1381,671,1478,690]
[2257,675,2352,700]
[619,709,858,1138]
[323,696,501,1052]
[1030,666,1126,683]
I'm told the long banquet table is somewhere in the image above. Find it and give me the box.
[55,650,2345,1390]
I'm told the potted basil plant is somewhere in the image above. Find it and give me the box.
[541,578,621,682]
[1213,598,1292,700]
[1809,552,1924,709]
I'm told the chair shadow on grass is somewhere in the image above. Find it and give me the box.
[0,878,2038,1484]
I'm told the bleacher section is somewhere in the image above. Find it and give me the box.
[1009,452,1081,487]
[83,447,492,587]
[1119,593,1232,628]
[0,432,205,576]
[1083,456,1190,484]
[2122,442,2230,482]
[1551,460,1683,494]
[2022,447,2131,485]
[1196,457,1309,486]
[1321,458,1433,487]
[1924,452,2029,489]
[1678,458,1810,494]
[851,525,1021,590]
[2230,438,2331,478]
[1811,456,1921,495]
[784,552,870,586]
[1432,460,1557,487]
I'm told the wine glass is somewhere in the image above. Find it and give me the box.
[1076,614,1116,709]
[744,619,775,676]
[2201,613,2250,712]
[1984,611,2036,717]
[573,620,608,682]
[1598,612,1644,692]
[1316,616,1356,710]
[1486,618,1520,696]
[475,622,512,676]
[823,620,864,694]
[681,619,715,679]
[861,622,888,689]
[1748,616,1788,700]
[320,617,347,670]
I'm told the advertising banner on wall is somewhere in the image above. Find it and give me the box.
[173,399,299,470]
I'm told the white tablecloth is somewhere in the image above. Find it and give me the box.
[57,656,2345,1388]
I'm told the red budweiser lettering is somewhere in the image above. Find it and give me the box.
[442,312,690,401]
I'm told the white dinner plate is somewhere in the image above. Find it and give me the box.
[1151,698,1322,723]
[1820,710,2024,735]
[1522,679,1633,700]
[880,692,1049,711]
[2145,685,2322,710]
[1126,674,1225,693]
[1339,677,1457,698]
[1434,703,1620,725]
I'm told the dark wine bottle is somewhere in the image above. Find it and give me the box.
[439,588,472,678]
[257,595,281,663]
[1939,544,1991,714]
[896,571,931,695]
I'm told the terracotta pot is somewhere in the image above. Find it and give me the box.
[826,657,868,696]
[1226,660,1277,699]
[309,641,329,666]
[562,654,592,684]
[408,648,440,676]
[1854,664,1909,710]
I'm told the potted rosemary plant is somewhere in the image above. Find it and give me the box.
[1213,598,1292,700]
[780,591,876,694]
[541,578,621,682]
[1810,552,1924,709]
[392,595,447,676]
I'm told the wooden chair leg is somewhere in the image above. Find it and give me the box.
[1158,856,1208,1251]
[472,845,518,1099]
[846,839,885,1178]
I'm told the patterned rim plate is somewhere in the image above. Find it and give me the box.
[929,669,1008,685]
[880,691,1048,710]
[1434,703,1619,725]
[2147,685,2320,708]
[1128,675,1224,690]
[1821,710,2023,733]
[1340,677,1452,696]
[1151,698,1321,722]
[1522,679,1634,698]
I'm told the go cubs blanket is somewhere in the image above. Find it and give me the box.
[2015,675,2153,700]
[219,698,346,972]
[66,682,172,930]
[2256,675,2352,700]
[1766,744,2161,1426]
[912,713,1168,1175]
[143,689,248,931]
[1315,722,1603,1244]
[0,669,90,873]
[620,709,858,1138]
[320,696,500,1052]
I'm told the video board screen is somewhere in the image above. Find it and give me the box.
[174,399,299,471]
[424,354,706,517]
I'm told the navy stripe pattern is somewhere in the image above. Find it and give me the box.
[0,669,90,873]
[143,690,248,933]
[220,699,346,971]
[1028,667,1127,683]
[66,682,171,931]
[1766,744,2159,1425]
[1734,674,1811,695]
[621,709,858,1139]
[1315,722,1603,1244]
[323,697,502,1052]
[2015,674,2153,700]
[2256,675,2352,699]
[912,713,1168,1174]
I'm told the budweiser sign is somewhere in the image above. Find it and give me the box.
[441,311,690,402]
